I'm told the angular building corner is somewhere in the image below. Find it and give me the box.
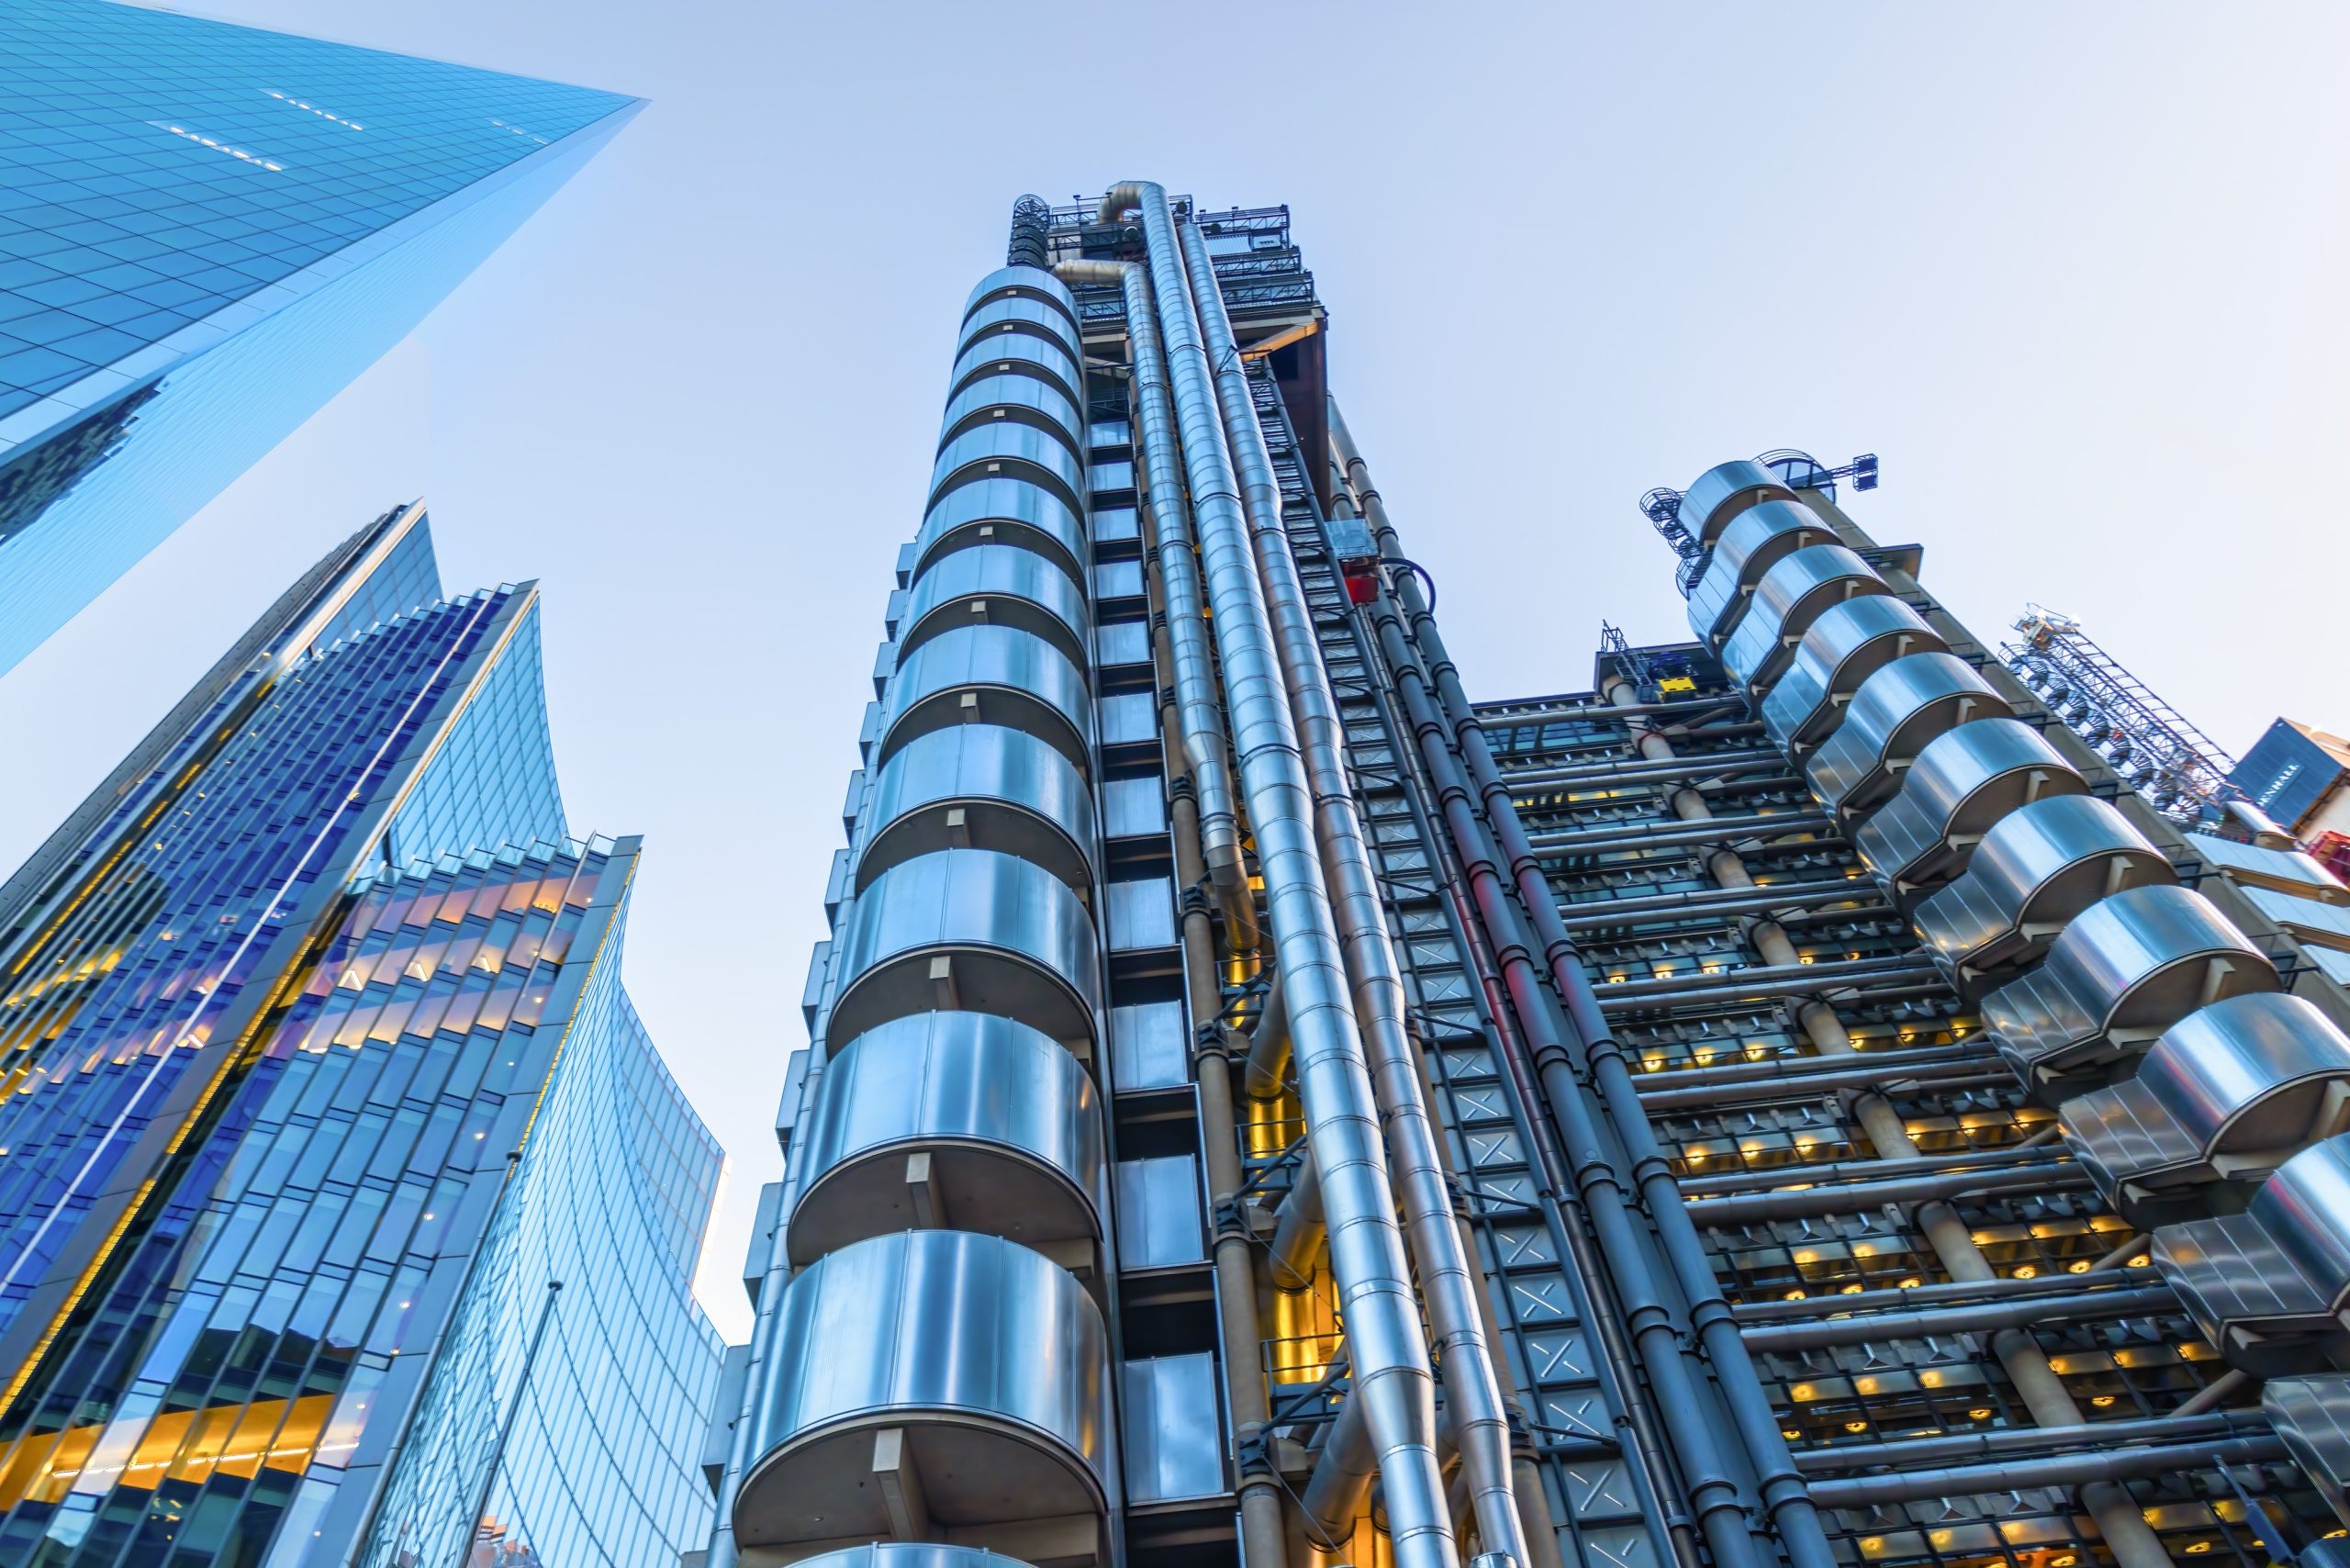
[0,501,725,1566]
[0,0,643,674]
[699,187,2350,1568]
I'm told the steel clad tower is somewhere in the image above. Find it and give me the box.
[700,191,2350,1568]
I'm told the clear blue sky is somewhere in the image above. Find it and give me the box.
[1,2,2344,1339]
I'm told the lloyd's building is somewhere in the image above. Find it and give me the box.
[698,186,2350,1568]
[0,0,640,673]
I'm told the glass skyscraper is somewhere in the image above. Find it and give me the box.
[0,0,641,673]
[0,502,725,1566]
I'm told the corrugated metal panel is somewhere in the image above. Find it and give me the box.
[1102,777,1168,840]
[1116,1155,1204,1269]
[1100,692,1157,747]
[1122,1352,1226,1504]
[1092,560,1144,601]
[1111,1001,1188,1092]
[1107,879,1176,952]
[1096,620,1149,669]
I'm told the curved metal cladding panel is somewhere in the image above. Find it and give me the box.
[2265,1377,2350,1520]
[2252,1135,2350,1311]
[900,543,1091,670]
[949,331,1083,409]
[1852,717,2087,897]
[857,724,1096,894]
[1720,543,1892,696]
[1913,794,2174,989]
[931,425,1090,519]
[788,1011,1106,1264]
[2065,992,2350,1220]
[1679,458,1796,547]
[829,847,1101,1051]
[939,374,1086,457]
[916,476,1086,586]
[1986,882,2280,1091]
[2155,1158,2344,1370]
[958,293,1085,364]
[963,265,1082,342]
[733,1229,1113,1549]
[1761,594,1946,756]
[1806,651,2014,820]
[2137,994,2350,1151]
[1683,498,1837,650]
[875,623,1093,775]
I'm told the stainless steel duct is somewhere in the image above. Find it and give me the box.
[1178,214,1527,1568]
[1270,1148,1326,1289]
[1056,252,1281,1568]
[1054,257,1259,953]
[1101,179,1460,1568]
[1243,960,1289,1099]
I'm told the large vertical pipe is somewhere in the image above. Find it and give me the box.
[1057,258,1258,953]
[1103,180,1458,1568]
[1329,407,1827,1568]
[1057,254,1288,1568]
[1244,959,1290,1098]
[1177,219,1526,1568]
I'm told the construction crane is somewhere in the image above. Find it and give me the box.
[2001,604,2241,823]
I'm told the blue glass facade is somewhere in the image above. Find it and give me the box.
[385,602,568,871]
[0,506,723,1565]
[349,894,724,1568]
[0,0,640,672]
